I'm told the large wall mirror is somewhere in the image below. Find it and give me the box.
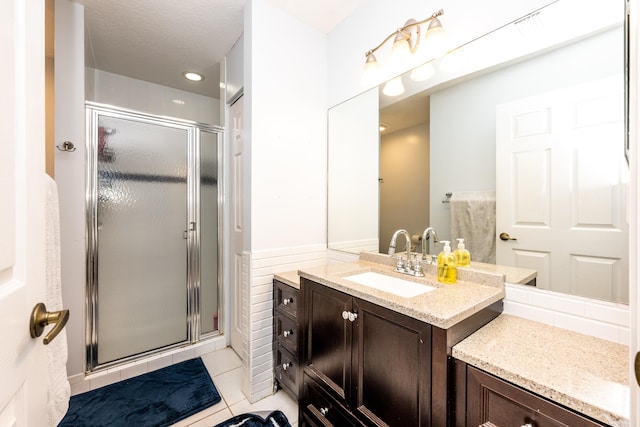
[327,0,629,304]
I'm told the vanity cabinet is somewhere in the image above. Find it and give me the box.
[454,361,607,427]
[301,278,433,427]
[273,279,302,400]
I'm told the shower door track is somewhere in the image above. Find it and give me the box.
[85,102,224,373]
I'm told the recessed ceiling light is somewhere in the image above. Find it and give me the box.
[182,71,204,82]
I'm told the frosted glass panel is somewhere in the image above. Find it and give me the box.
[200,131,218,334]
[97,115,188,364]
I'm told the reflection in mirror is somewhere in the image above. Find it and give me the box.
[327,0,628,303]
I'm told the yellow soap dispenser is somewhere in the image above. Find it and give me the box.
[454,238,471,267]
[437,240,457,284]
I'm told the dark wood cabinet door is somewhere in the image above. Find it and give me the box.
[305,280,353,403]
[466,366,606,427]
[352,298,432,427]
[302,373,361,427]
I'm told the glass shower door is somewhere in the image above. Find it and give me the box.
[95,114,190,365]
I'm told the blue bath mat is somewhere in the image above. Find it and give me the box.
[214,410,291,427]
[59,357,221,427]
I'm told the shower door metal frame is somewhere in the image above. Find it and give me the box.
[85,102,224,373]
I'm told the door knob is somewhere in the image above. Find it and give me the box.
[30,303,69,345]
[499,232,517,241]
[635,352,640,386]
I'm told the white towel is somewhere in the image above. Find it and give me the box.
[450,191,496,264]
[45,174,70,426]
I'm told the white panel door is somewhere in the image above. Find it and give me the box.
[497,75,628,303]
[0,0,48,425]
[229,96,245,358]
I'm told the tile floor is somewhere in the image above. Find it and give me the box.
[170,347,299,426]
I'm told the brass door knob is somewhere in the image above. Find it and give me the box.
[29,302,69,345]
[499,232,517,241]
[635,352,640,386]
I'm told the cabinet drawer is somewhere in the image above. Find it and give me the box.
[303,374,360,427]
[275,280,299,319]
[274,344,298,397]
[275,313,298,354]
[467,366,606,427]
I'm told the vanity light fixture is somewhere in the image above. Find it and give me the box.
[182,71,204,82]
[362,9,445,86]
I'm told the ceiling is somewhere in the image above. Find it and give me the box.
[75,0,368,99]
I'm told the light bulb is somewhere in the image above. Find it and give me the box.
[361,52,380,87]
[425,18,447,58]
[410,62,436,82]
[382,76,405,97]
[390,30,412,65]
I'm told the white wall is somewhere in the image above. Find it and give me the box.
[86,68,220,125]
[54,0,85,379]
[243,0,328,401]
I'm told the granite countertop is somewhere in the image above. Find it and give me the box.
[466,261,536,285]
[453,314,629,426]
[273,270,300,289]
[296,260,505,330]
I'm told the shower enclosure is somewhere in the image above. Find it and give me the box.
[85,103,223,372]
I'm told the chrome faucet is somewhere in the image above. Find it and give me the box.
[388,229,423,276]
[421,227,439,263]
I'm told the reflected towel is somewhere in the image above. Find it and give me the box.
[45,174,70,426]
[450,191,496,264]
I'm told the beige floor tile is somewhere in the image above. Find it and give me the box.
[213,367,246,406]
[201,347,242,376]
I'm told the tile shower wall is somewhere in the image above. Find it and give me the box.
[86,68,220,125]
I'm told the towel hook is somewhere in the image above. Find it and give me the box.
[56,141,76,152]
[442,192,452,203]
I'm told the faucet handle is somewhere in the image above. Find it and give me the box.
[394,256,405,272]
[413,258,424,277]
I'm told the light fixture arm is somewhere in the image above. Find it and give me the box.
[364,9,444,58]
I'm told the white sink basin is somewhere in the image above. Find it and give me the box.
[344,271,436,298]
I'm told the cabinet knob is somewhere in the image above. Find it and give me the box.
[319,407,329,417]
[282,298,293,306]
[282,362,291,371]
[342,310,358,322]
[283,329,293,337]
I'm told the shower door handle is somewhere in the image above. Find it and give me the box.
[183,222,197,239]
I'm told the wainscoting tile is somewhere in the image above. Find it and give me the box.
[583,301,629,327]
[553,312,619,342]
[527,291,585,317]
[503,300,555,325]
[504,284,531,303]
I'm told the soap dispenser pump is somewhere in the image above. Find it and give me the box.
[437,241,457,284]
[454,238,471,267]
